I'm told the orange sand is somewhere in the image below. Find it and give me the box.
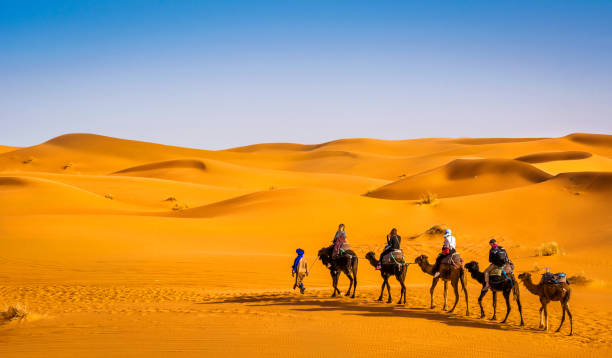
[1,133,611,357]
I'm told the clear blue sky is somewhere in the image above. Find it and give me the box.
[1,1,611,149]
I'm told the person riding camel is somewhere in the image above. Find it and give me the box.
[484,238,512,289]
[376,228,401,270]
[433,228,456,278]
[331,223,347,260]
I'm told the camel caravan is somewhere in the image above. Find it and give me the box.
[299,224,573,335]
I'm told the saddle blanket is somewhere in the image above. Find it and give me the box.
[382,250,404,264]
[441,253,462,266]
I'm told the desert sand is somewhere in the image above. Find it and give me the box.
[1,133,611,357]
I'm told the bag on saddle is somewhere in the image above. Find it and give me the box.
[382,249,404,265]
[441,252,462,266]
[491,249,508,267]
[489,266,504,277]
[541,272,569,285]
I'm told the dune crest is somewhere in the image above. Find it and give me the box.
[566,133,612,148]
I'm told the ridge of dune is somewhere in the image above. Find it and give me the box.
[0,145,19,154]
[226,142,320,152]
[515,151,593,163]
[566,133,612,148]
[366,158,553,200]
[448,137,548,145]
[111,157,388,194]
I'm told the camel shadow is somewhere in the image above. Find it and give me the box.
[198,293,538,333]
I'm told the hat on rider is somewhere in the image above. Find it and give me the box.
[444,229,452,237]
[489,238,496,244]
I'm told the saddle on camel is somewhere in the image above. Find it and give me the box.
[377,228,403,270]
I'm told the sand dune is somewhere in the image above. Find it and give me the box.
[366,158,552,199]
[1,132,611,357]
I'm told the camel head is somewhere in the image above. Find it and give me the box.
[365,251,376,261]
[318,247,331,266]
[465,261,479,273]
[517,272,531,282]
[414,254,428,266]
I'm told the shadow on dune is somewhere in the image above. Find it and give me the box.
[198,293,536,333]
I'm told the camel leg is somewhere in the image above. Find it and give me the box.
[397,274,406,305]
[501,290,511,323]
[429,278,439,309]
[514,286,524,326]
[334,272,342,296]
[331,271,338,297]
[448,280,459,313]
[477,288,487,318]
[556,303,566,333]
[461,270,469,316]
[543,302,549,331]
[490,291,497,320]
[566,304,573,336]
[377,276,386,301]
[443,281,448,311]
[538,306,544,328]
[352,260,358,298]
[344,271,353,297]
[386,279,392,304]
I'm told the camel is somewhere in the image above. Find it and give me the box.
[318,247,358,298]
[365,251,407,304]
[414,254,469,315]
[464,261,524,325]
[518,272,572,335]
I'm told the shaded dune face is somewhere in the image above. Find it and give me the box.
[566,133,612,148]
[551,172,612,193]
[112,159,207,174]
[515,151,593,163]
[0,177,29,186]
[366,158,552,200]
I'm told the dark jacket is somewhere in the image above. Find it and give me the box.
[489,245,509,267]
[387,234,401,250]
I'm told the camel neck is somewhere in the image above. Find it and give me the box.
[419,261,434,275]
[367,257,379,268]
[521,276,541,295]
